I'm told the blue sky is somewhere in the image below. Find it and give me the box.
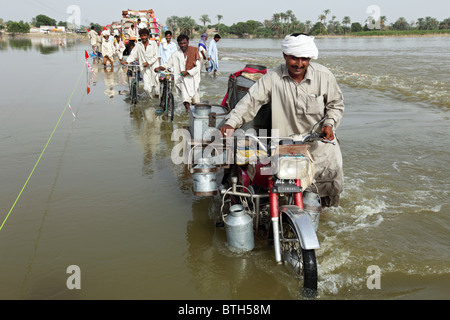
[3,0,450,26]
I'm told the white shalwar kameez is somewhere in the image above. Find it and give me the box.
[127,41,160,97]
[225,63,345,206]
[207,39,219,72]
[161,49,201,104]
[102,39,115,60]
[88,29,98,49]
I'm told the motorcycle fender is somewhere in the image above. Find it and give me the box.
[280,205,320,250]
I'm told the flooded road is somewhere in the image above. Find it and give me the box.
[0,35,449,300]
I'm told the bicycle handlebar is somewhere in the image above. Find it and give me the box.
[157,70,174,75]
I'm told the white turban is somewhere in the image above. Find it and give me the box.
[281,34,318,59]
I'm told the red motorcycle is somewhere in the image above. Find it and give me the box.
[188,117,335,294]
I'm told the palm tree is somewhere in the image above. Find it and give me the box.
[166,16,179,33]
[323,9,330,21]
[305,20,312,34]
[286,10,293,33]
[342,16,351,34]
[318,14,326,34]
[280,12,287,35]
[272,13,280,23]
[380,16,387,29]
[216,14,223,33]
[178,16,196,36]
[393,17,409,30]
[199,14,211,28]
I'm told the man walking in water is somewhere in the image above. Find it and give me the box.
[220,34,345,207]
[122,28,159,98]
[88,26,98,54]
[155,34,201,112]
[207,34,221,76]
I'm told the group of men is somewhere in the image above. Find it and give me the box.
[89,23,222,112]
[89,27,345,206]
[88,26,126,71]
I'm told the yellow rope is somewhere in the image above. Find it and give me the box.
[0,63,87,231]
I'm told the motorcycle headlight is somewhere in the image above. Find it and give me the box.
[277,156,310,180]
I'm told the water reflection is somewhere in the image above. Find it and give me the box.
[0,36,76,54]
[185,197,292,299]
[129,106,175,178]
[103,68,117,98]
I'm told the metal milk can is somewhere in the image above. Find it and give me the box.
[192,158,219,196]
[225,204,255,252]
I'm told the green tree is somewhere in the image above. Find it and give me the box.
[230,21,248,37]
[216,14,223,33]
[350,22,363,32]
[178,16,196,36]
[380,16,387,29]
[166,16,179,34]
[392,17,409,30]
[317,14,326,34]
[342,16,351,34]
[439,18,450,29]
[305,20,312,34]
[7,20,30,33]
[246,20,261,34]
[90,23,102,34]
[35,14,56,27]
[199,14,210,28]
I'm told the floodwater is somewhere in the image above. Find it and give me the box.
[0,35,449,300]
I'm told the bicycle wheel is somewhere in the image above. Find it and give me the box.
[168,92,175,122]
[159,82,167,110]
[279,216,318,294]
[131,79,137,105]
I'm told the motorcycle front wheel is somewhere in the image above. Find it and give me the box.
[279,217,318,294]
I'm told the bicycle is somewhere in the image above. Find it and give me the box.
[157,70,175,122]
[125,64,141,106]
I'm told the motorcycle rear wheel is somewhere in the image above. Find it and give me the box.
[279,218,318,294]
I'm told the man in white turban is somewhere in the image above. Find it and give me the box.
[220,33,345,207]
[101,30,115,70]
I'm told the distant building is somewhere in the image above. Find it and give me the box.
[39,26,66,33]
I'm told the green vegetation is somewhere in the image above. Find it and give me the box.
[1,10,448,38]
[0,13,98,34]
[6,21,30,34]
[350,29,450,37]
[167,10,450,38]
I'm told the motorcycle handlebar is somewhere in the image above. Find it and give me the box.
[221,132,335,146]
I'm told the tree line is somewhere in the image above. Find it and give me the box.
[1,10,449,37]
[0,14,69,34]
[167,9,450,37]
